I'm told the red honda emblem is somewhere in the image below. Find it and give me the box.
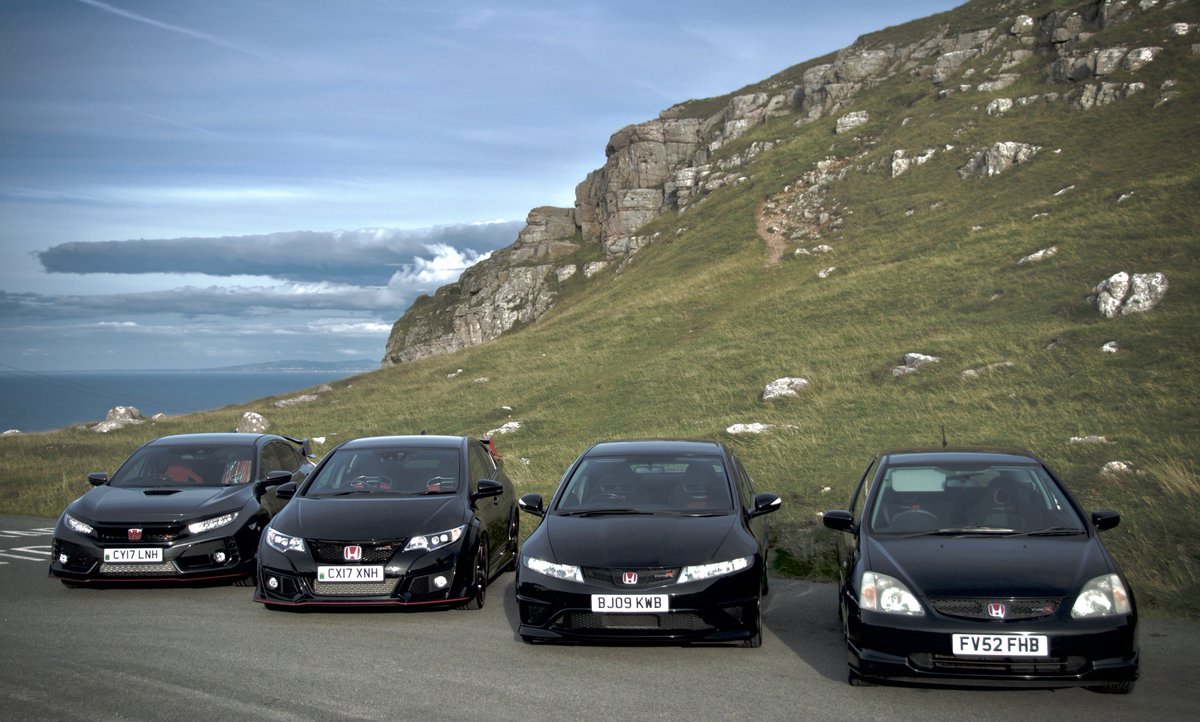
[343,545,363,561]
[622,571,638,585]
[127,528,143,541]
[987,602,1006,619]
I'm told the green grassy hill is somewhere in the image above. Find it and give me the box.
[2,0,1197,617]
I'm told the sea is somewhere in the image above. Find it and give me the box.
[0,370,363,433]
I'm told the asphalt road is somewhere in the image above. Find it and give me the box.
[2,514,1197,721]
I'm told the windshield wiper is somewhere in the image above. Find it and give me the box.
[905,526,1019,537]
[557,509,653,517]
[1019,527,1085,536]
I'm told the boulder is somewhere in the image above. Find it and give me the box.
[958,142,1041,178]
[237,411,270,433]
[92,406,145,433]
[762,377,810,401]
[1090,271,1169,318]
[835,111,869,134]
[893,353,940,377]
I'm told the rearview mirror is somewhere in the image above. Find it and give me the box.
[1092,508,1120,531]
[518,493,544,517]
[472,478,504,500]
[747,492,782,519]
[822,509,854,532]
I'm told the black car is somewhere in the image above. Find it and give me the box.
[515,440,781,645]
[253,435,518,609]
[50,432,314,586]
[822,448,1138,692]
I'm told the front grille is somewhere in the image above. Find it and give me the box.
[96,524,183,543]
[915,653,1087,676]
[928,597,1061,621]
[581,566,682,589]
[99,562,179,576]
[557,611,713,632]
[311,578,400,596]
[308,539,403,564]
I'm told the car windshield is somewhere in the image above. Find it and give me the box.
[302,447,461,497]
[552,454,734,514]
[866,462,1087,535]
[109,444,255,488]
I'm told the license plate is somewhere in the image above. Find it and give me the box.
[103,547,163,563]
[590,594,669,613]
[952,633,1049,657]
[317,565,384,582]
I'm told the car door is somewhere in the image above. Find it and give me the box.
[468,443,506,569]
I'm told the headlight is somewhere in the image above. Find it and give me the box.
[523,555,584,583]
[1072,573,1132,618]
[678,556,752,584]
[64,513,94,537]
[265,526,306,554]
[403,525,466,552]
[187,512,238,535]
[860,571,924,615]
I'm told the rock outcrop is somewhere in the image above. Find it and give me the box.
[382,0,1187,365]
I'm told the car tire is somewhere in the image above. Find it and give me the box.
[740,597,763,648]
[1086,681,1135,694]
[460,538,488,610]
[500,509,519,573]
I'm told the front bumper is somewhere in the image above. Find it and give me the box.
[253,541,475,608]
[516,564,761,644]
[848,605,1139,688]
[48,524,257,584]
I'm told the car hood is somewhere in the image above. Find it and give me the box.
[69,485,250,523]
[537,513,741,567]
[866,534,1112,598]
[278,495,463,540]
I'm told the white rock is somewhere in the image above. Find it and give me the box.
[1123,47,1162,72]
[487,421,522,436]
[1091,271,1169,317]
[237,411,270,433]
[2,429,21,436]
[835,110,869,134]
[555,265,578,282]
[1102,341,1120,353]
[1101,461,1135,475]
[817,267,837,279]
[726,423,772,435]
[583,261,608,278]
[961,361,1014,378]
[762,377,810,401]
[1018,246,1058,264]
[1070,435,1110,445]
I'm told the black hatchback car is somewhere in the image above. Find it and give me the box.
[254,435,518,610]
[49,432,313,586]
[822,448,1138,692]
[515,440,781,646]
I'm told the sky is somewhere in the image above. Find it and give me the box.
[0,0,961,372]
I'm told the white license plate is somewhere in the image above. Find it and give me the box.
[103,547,163,563]
[317,565,384,582]
[590,594,669,613]
[952,633,1049,657]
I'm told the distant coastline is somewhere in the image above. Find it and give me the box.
[0,362,377,433]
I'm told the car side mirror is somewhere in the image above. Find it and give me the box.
[472,478,504,500]
[518,493,544,517]
[87,472,108,487]
[747,492,782,519]
[274,481,298,500]
[255,469,294,499]
[1092,508,1120,531]
[822,509,855,532]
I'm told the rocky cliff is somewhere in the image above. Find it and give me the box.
[382,0,1193,366]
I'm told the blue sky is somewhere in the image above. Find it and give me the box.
[0,0,960,371]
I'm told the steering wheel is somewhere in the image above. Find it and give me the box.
[887,508,940,529]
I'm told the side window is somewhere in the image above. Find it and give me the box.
[732,457,755,508]
[468,446,490,485]
[848,458,877,519]
[262,442,299,476]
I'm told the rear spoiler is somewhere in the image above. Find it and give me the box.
[280,435,315,459]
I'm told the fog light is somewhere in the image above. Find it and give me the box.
[58,553,69,564]
[433,575,449,589]
[267,576,280,590]
[213,551,227,564]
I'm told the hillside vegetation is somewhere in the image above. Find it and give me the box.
[2,0,1197,617]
